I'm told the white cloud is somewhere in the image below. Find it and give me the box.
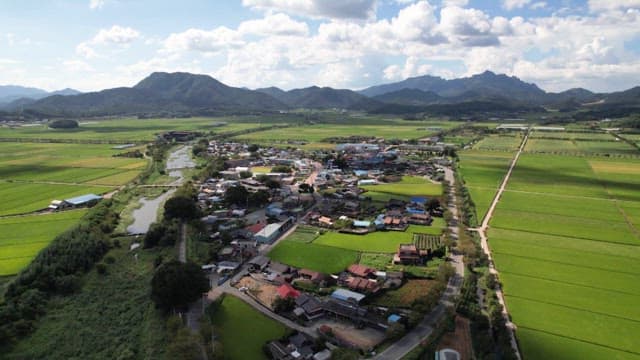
[238,13,309,36]
[163,27,244,53]
[530,2,547,10]
[63,59,95,72]
[89,0,106,10]
[383,56,431,80]
[241,0,378,20]
[439,6,500,46]
[76,25,140,59]
[442,0,469,6]
[588,0,640,11]
[92,26,140,44]
[502,0,531,10]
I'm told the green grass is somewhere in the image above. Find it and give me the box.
[361,176,442,199]
[211,295,289,360]
[0,210,87,275]
[359,253,442,278]
[268,240,358,273]
[282,226,320,243]
[373,279,438,307]
[6,244,170,359]
[313,221,445,253]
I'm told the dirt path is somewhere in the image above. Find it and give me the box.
[179,222,187,263]
[471,130,529,360]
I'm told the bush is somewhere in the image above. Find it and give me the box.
[96,263,107,275]
[151,261,210,310]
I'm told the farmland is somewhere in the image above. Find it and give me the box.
[460,131,640,359]
[0,142,150,215]
[472,134,523,151]
[0,117,263,142]
[232,121,462,147]
[267,239,358,273]
[0,210,87,275]
[361,176,442,201]
[314,221,445,253]
[210,295,290,360]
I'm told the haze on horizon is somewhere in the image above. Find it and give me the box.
[1,0,639,93]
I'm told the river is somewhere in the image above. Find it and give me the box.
[126,145,195,234]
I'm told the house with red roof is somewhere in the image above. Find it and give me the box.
[277,283,300,299]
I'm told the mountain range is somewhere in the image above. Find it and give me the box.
[0,86,81,106]
[0,71,638,117]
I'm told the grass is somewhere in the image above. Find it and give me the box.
[359,253,443,278]
[268,240,358,273]
[0,210,87,275]
[282,226,320,243]
[6,243,170,359]
[472,134,523,151]
[361,176,442,199]
[211,295,290,360]
[313,221,445,253]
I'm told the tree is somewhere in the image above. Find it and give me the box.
[248,144,259,152]
[48,119,79,129]
[164,195,200,220]
[249,190,270,206]
[299,183,314,193]
[151,261,210,310]
[239,170,253,179]
[224,185,249,206]
[385,322,406,340]
[272,296,295,313]
[265,179,281,189]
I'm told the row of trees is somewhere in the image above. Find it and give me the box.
[0,201,119,346]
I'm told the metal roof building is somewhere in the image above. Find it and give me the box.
[64,194,102,206]
[331,288,366,303]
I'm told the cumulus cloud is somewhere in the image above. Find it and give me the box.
[76,25,140,58]
[442,0,469,6]
[241,0,377,20]
[588,0,640,11]
[502,0,531,10]
[163,27,244,53]
[238,13,309,36]
[89,0,106,10]
[439,6,500,46]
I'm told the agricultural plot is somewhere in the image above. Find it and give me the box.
[211,295,290,360]
[457,150,515,220]
[313,221,445,253]
[361,176,442,201]
[472,134,522,151]
[233,121,461,145]
[466,138,640,359]
[526,132,637,156]
[267,240,358,274]
[0,210,86,275]
[0,117,263,141]
[373,279,438,307]
[0,142,149,215]
[529,131,615,141]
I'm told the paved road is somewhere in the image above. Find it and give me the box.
[374,167,465,360]
[471,131,529,360]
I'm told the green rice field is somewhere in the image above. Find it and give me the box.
[210,295,290,360]
[0,210,86,275]
[267,240,358,274]
[461,132,640,359]
[361,176,442,201]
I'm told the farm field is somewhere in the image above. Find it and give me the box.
[457,150,516,221]
[0,210,86,275]
[360,176,442,200]
[267,239,358,274]
[472,134,522,151]
[0,117,263,142]
[529,131,616,141]
[525,136,638,156]
[465,134,640,360]
[232,121,462,145]
[211,295,289,360]
[0,142,149,215]
[373,279,438,307]
[314,220,445,253]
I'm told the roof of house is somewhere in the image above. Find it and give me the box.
[353,220,371,228]
[255,223,281,238]
[246,222,266,234]
[248,255,270,267]
[411,196,427,204]
[64,194,102,205]
[277,283,300,299]
[348,264,376,277]
[331,288,366,303]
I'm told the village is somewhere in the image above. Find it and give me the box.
[173,134,466,360]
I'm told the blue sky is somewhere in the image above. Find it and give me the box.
[0,0,639,92]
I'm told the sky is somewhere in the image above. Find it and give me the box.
[0,0,639,93]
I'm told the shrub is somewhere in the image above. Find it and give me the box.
[48,119,79,129]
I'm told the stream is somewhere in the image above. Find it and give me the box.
[127,145,195,234]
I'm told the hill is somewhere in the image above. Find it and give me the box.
[0,85,81,105]
[372,88,442,105]
[257,85,381,110]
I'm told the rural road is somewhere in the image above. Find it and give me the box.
[471,131,530,360]
[374,167,465,360]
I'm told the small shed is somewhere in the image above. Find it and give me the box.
[331,288,366,303]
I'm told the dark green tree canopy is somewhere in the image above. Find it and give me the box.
[151,261,209,310]
[164,195,200,220]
